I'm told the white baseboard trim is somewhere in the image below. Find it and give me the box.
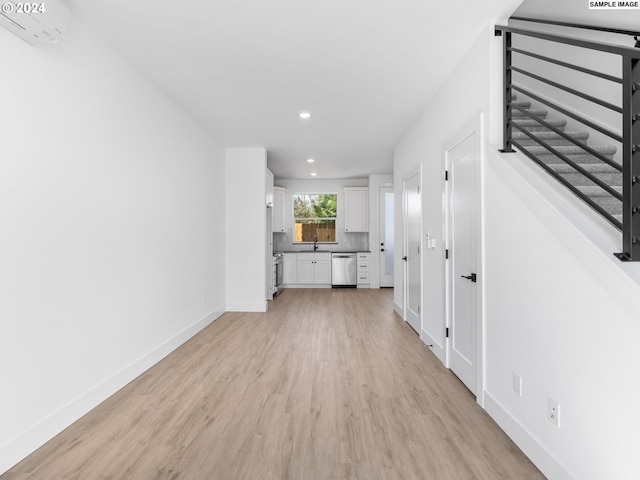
[393,300,403,318]
[483,391,573,480]
[0,306,225,476]
[226,302,268,312]
[421,329,446,365]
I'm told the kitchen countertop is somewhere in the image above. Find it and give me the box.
[280,250,371,254]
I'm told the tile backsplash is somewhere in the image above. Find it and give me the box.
[274,228,369,252]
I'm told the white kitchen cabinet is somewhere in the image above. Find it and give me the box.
[314,254,332,284]
[296,254,315,283]
[273,187,286,233]
[265,169,274,208]
[283,253,297,284]
[357,252,370,288]
[344,187,369,232]
[295,252,331,286]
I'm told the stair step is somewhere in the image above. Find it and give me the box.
[520,145,617,164]
[548,163,620,174]
[512,108,548,118]
[577,185,622,197]
[548,163,622,187]
[513,130,590,147]
[589,195,622,215]
[575,185,623,216]
[508,94,624,224]
[513,118,567,132]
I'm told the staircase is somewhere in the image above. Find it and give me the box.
[509,94,623,226]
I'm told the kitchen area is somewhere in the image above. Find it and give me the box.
[267,174,394,300]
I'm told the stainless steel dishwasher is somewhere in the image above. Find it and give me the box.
[331,253,356,287]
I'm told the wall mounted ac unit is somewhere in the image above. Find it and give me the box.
[0,0,70,45]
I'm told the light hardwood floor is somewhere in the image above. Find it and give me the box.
[2,288,545,480]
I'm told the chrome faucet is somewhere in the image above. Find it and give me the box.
[313,235,318,251]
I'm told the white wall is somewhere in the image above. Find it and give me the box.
[394,18,640,480]
[483,148,640,480]
[0,21,226,474]
[515,0,640,31]
[225,148,268,312]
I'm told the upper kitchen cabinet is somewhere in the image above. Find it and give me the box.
[273,187,286,233]
[344,187,368,232]
[265,169,274,208]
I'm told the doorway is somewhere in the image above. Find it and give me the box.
[379,186,394,287]
[403,171,421,334]
[444,119,482,399]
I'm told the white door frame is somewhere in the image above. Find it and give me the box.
[443,113,485,406]
[402,167,421,332]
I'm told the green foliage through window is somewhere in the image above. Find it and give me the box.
[293,194,337,218]
[293,193,337,243]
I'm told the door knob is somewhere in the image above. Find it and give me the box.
[381,248,385,252]
[402,256,407,261]
[461,273,477,283]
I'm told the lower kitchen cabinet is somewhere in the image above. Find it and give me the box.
[296,254,314,283]
[283,253,297,284]
[314,255,331,284]
[357,252,370,288]
[285,252,331,287]
[297,253,331,285]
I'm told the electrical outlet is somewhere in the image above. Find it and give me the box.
[548,398,560,427]
[512,373,522,396]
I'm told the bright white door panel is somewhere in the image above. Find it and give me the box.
[379,186,395,287]
[446,131,479,396]
[403,172,421,334]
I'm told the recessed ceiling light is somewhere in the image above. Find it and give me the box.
[310,172,318,176]
[307,158,315,163]
[299,111,312,119]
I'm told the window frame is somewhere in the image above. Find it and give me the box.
[292,192,338,244]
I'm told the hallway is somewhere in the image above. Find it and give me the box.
[3,289,544,479]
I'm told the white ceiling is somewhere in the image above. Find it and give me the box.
[67,0,520,179]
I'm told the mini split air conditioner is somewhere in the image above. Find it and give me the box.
[0,0,70,45]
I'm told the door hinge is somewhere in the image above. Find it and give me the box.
[446,327,450,338]
[445,249,449,259]
[417,245,420,254]
[418,305,420,314]
[445,170,449,181]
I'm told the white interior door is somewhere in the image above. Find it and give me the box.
[446,131,479,396]
[403,172,421,334]
[379,186,394,287]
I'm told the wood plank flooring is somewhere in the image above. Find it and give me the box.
[2,288,545,479]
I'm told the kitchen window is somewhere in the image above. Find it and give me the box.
[293,193,337,243]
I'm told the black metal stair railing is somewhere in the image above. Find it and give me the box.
[495,19,640,262]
